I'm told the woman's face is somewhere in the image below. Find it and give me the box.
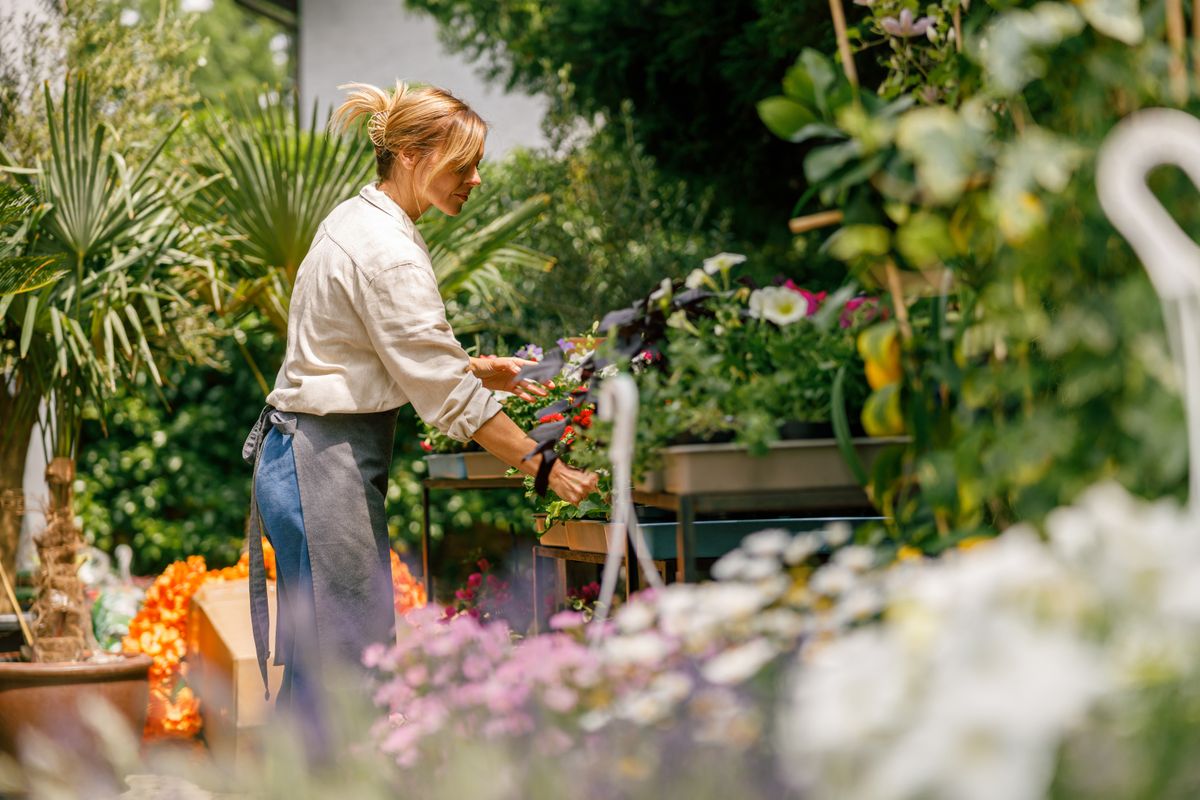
[417,152,483,217]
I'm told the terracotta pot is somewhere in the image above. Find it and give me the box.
[0,653,152,757]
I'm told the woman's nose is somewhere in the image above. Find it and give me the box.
[467,168,482,187]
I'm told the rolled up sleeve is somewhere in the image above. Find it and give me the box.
[361,261,502,441]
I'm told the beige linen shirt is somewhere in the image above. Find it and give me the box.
[266,183,502,441]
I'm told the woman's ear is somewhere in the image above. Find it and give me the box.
[396,149,420,170]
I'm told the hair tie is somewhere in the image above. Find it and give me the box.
[367,110,388,149]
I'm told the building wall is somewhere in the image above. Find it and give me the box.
[298,0,547,157]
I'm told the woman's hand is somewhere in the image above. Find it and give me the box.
[470,356,551,402]
[548,460,600,505]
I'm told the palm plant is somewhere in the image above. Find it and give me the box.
[0,76,212,661]
[420,190,554,336]
[190,98,375,349]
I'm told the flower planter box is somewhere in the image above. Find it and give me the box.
[539,522,569,548]
[424,452,509,479]
[463,452,510,479]
[565,520,624,553]
[634,470,665,493]
[661,436,908,497]
[424,453,467,479]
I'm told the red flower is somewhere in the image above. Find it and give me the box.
[420,440,433,453]
[477,558,491,572]
[467,572,482,589]
[455,587,475,602]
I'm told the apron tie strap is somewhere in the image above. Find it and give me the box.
[243,404,275,699]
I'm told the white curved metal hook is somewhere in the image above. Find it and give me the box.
[1098,108,1200,508]
[590,374,665,637]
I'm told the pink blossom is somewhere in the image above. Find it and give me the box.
[404,663,429,687]
[361,642,387,668]
[549,610,587,630]
[467,572,483,589]
[881,8,934,37]
[542,685,579,713]
[840,296,886,328]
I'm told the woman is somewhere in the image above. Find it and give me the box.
[242,81,598,715]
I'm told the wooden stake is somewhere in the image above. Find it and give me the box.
[884,260,914,342]
[1167,0,1187,104]
[828,0,859,88]
[1194,0,1200,88]
[788,209,845,234]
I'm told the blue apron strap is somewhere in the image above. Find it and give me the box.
[243,404,275,700]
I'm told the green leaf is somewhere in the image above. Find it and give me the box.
[800,49,836,115]
[0,257,67,295]
[832,366,870,486]
[757,96,819,142]
[805,141,862,184]
[792,123,847,145]
[782,56,817,106]
[826,225,892,262]
[896,212,955,268]
[895,107,982,205]
[20,294,38,357]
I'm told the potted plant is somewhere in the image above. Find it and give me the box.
[536,254,903,501]
[0,77,213,753]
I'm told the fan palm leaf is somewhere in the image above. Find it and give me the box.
[194,96,374,333]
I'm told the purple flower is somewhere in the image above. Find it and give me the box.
[515,343,544,361]
[881,8,934,38]
[557,338,576,353]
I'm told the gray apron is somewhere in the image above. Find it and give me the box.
[243,405,399,696]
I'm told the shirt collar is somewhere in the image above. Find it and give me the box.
[359,181,432,259]
[359,182,417,236]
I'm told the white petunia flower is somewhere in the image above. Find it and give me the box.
[649,277,673,303]
[742,528,793,558]
[702,639,778,685]
[615,600,656,634]
[702,252,747,275]
[603,631,674,666]
[685,268,708,289]
[784,533,821,565]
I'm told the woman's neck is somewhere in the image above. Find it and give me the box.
[378,177,424,221]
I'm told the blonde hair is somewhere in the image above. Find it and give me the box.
[332,81,487,184]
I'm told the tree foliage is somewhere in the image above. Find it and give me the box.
[405,0,835,238]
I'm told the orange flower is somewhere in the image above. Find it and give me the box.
[390,550,426,615]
